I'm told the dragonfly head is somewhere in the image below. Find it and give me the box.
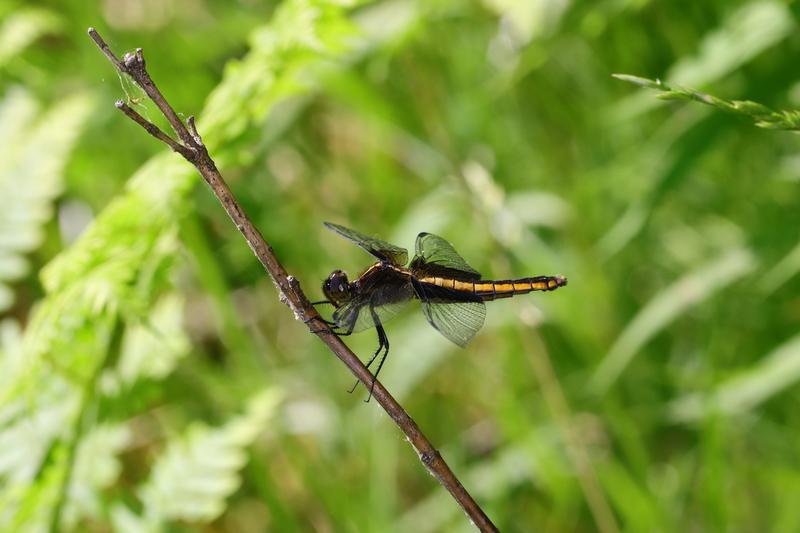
[322,270,352,306]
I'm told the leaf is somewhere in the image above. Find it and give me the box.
[0,326,106,530]
[0,441,69,532]
[759,241,800,294]
[590,248,757,394]
[0,319,23,387]
[613,1,796,120]
[612,74,800,131]
[669,334,800,422]
[0,387,77,485]
[482,0,569,43]
[62,425,131,530]
[666,1,794,89]
[600,460,664,532]
[110,503,149,533]
[138,389,282,526]
[506,191,572,229]
[3,0,388,529]
[0,8,62,68]
[101,293,190,395]
[0,88,94,312]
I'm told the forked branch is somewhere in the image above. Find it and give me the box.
[87,28,498,532]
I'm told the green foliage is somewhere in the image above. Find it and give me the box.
[655,1,793,91]
[2,0,800,531]
[0,7,62,69]
[0,88,93,311]
[63,424,130,529]
[591,247,757,393]
[134,389,281,528]
[614,73,800,131]
[670,333,800,422]
[1,0,384,530]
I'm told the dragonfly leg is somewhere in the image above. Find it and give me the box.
[308,300,350,333]
[364,322,389,403]
[346,304,390,401]
[306,315,334,326]
[347,324,385,394]
[307,313,354,336]
[364,307,390,403]
[310,325,354,336]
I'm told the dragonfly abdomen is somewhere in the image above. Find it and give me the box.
[418,275,567,301]
[475,276,567,300]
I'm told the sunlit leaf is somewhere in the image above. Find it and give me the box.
[669,334,800,422]
[62,425,131,530]
[0,88,94,311]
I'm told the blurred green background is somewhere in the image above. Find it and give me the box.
[2,0,800,531]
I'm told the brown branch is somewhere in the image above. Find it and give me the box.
[87,28,499,532]
[115,101,191,157]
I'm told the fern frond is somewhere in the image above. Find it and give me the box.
[0,88,94,311]
[137,389,282,526]
[62,424,131,530]
[4,1,383,529]
[107,293,190,389]
[0,441,69,532]
[0,319,23,386]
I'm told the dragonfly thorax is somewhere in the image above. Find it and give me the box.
[323,270,352,306]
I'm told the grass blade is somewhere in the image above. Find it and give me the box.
[591,248,757,394]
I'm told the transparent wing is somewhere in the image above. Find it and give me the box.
[333,300,410,333]
[410,232,481,280]
[324,222,408,266]
[332,283,415,333]
[421,300,486,347]
[413,281,486,346]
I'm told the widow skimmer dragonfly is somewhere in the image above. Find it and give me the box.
[318,222,567,399]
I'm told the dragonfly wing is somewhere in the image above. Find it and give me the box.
[332,283,415,333]
[410,232,482,280]
[324,222,409,266]
[420,300,486,347]
[414,281,486,347]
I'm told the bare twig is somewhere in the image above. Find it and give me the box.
[87,28,499,532]
[115,101,190,156]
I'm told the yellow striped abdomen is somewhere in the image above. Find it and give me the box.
[417,275,567,300]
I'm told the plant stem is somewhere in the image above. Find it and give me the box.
[87,27,499,532]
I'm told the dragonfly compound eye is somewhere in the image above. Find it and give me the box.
[323,270,351,305]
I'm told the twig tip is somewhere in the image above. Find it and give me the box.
[186,116,205,146]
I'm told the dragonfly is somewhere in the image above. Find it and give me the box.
[317,222,567,400]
